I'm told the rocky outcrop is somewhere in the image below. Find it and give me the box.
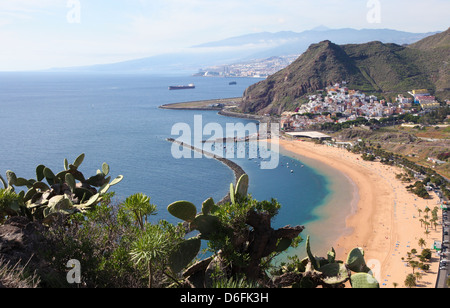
[0,217,52,288]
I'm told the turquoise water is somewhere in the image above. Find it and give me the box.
[0,72,340,255]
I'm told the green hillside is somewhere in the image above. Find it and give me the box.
[241,28,450,115]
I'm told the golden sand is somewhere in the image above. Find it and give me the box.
[273,138,442,288]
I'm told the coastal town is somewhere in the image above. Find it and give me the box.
[280,83,446,131]
[194,55,300,78]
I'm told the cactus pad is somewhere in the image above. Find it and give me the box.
[167,200,197,222]
[201,197,215,215]
[346,247,370,273]
[168,237,201,273]
[235,174,249,199]
[350,272,379,288]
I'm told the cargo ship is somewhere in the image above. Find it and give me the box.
[169,84,195,90]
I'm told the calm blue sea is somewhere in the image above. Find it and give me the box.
[0,72,332,244]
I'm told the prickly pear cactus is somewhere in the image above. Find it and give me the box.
[346,247,371,273]
[168,237,201,273]
[191,214,221,240]
[2,154,123,222]
[306,236,319,270]
[201,197,215,215]
[229,174,249,204]
[167,200,197,222]
[234,174,249,200]
[319,262,349,285]
[292,236,379,288]
[350,272,380,288]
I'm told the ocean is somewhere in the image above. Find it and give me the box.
[0,72,351,258]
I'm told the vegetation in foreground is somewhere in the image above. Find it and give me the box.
[0,154,380,288]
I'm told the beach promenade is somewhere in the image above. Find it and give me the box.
[274,138,442,288]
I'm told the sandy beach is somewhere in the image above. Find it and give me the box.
[273,138,442,288]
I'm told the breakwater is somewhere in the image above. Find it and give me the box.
[159,97,242,111]
[166,138,246,204]
[218,108,265,122]
[159,97,267,122]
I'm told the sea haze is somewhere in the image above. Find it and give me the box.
[0,72,337,250]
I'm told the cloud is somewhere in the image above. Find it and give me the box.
[0,0,448,70]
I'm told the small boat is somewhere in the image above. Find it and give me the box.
[169,84,195,90]
[229,81,237,85]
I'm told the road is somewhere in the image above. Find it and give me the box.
[436,199,449,288]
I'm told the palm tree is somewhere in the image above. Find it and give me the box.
[405,274,416,288]
[414,272,423,284]
[424,207,431,222]
[409,261,419,274]
[419,218,424,228]
[432,219,438,230]
[418,238,426,249]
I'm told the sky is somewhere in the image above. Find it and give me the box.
[0,0,449,71]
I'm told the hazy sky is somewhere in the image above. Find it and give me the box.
[0,0,448,71]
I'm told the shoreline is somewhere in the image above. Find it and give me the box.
[272,138,442,288]
[277,144,359,257]
[162,98,443,288]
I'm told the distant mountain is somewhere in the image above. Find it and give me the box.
[49,49,258,74]
[194,28,437,49]
[410,29,450,50]
[241,28,450,115]
[51,27,440,74]
[194,28,438,59]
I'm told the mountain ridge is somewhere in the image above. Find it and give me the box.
[48,27,441,74]
[241,28,450,115]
